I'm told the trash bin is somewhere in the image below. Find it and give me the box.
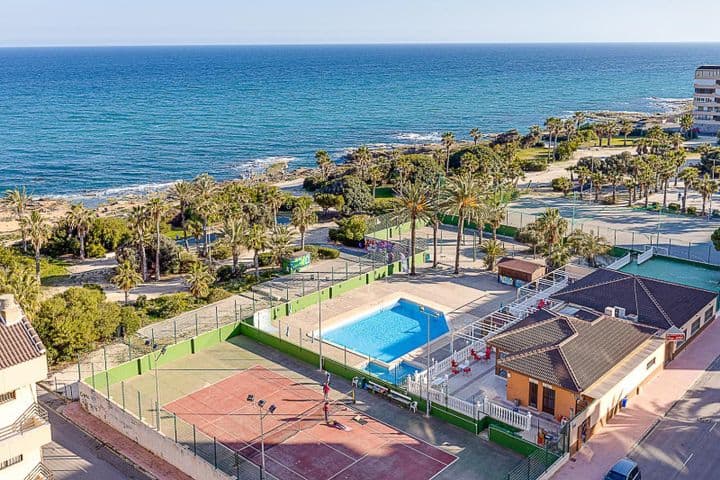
[424,253,431,263]
[621,397,628,408]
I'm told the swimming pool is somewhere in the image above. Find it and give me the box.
[323,298,449,363]
[619,256,720,295]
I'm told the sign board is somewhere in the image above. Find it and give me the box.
[665,326,686,342]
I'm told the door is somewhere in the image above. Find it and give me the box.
[529,382,538,408]
[542,386,556,415]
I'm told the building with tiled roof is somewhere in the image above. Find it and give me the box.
[0,294,52,480]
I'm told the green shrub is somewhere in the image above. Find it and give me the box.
[205,287,232,304]
[551,177,573,194]
[371,198,398,214]
[142,293,197,319]
[85,243,107,258]
[687,206,698,215]
[303,175,324,192]
[341,176,373,213]
[211,242,232,260]
[258,252,273,267]
[520,158,547,172]
[668,203,680,212]
[316,246,340,259]
[118,306,144,336]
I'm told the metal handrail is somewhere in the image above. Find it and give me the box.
[0,403,49,442]
[24,463,54,480]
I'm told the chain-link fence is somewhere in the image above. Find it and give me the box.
[506,448,562,480]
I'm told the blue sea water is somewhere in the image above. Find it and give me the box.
[1,43,719,198]
[323,299,448,362]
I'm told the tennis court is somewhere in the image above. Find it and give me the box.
[164,365,456,480]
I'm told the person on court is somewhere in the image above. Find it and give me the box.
[323,381,330,401]
[323,401,330,424]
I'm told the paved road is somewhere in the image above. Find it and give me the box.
[629,355,720,480]
[39,392,150,480]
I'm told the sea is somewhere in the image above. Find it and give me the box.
[1,43,719,201]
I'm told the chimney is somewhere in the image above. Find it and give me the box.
[604,306,616,317]
[0,294,23,326]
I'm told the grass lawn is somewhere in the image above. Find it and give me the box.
[374,185,395,198]
[517,147,550,160]
[40,258,72,286]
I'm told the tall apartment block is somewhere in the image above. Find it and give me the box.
[693,65,720,134]
[0,295,52,480]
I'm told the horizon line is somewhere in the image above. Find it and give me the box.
[2,40,720,49]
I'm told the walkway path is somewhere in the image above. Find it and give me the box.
[553,317,720,479]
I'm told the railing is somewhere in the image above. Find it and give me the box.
[637,247,654,265]
[24,463,53,480]
[606,252,631,270]
[0,403,49,441]
[483,397,532,431]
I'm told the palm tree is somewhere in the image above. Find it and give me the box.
[243,224,269,279]
[620,120,634,146]
[605,121,619,147]
[23,210,50,281]
[695,174,718,216]
[353,146,372,180]
[146,198,167,281]
[112,260,143,304]
[679,167,699,213]
[290,197,317,251]
[367,164,385,198]
[544,117,561,159]
[575,165,591,200]
[315,150,333,181]
[268,226,294,266]
[590,172,605,202]
[440,173,484,275]
[220,210,246,274]
[569,230,610,267]
[572,112,586,130]
[441,132,455,173]
[128,205,149,281]
[66,204,94,260]
[469,128,482,146]
[187,262,214,299]
[534,208,568,249]
[192,173,216,256]
[545,242,571,269]
[171,180,195,251]
[265,186,286,227]
[0,263,40,315]
[680,113,694,139]
[483,188,508,241]
[3,187,30,253]
[658,156,676,209]
[481,239,505,271]
[394,182,433,275]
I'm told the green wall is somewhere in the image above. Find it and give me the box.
[488,425,560,463]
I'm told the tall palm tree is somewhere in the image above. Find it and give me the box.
[481,239,505,271]
[290,197,317,251]
[469,128,482,146]
[171,180,195,251]
[605,121,619,147]
[679,167,699,213]
[23,210,50,281]
[367,164,385,198]
[569,230,610,267]
[268,226,294,266]
[3,187,30,253]
[146,198,167,281]
[575,165,591,200]
[620,120,634,146]
[315,150,333,181]
[192,173,216,256]
[353,145,372,180]
[680,113,694,139]
[658,156,676,209]
[394,182,433,275]
[534,208,568,248]
[187,262,214,299]
[128,205,149,281]
[441,132,455,173]
[66,204,94,260]
[219,210,246,274]
[572,112,586,130]
[188,219,204,256]
[695,174,718,216]
[0,263,40,315]
[264,186,286,227]
[243,224,269,279]
[112,260,143,304]
[440,173,484,275]
[483,188,508,241]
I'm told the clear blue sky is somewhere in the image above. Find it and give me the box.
[2,0,719,47]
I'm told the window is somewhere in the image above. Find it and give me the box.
[0,455,22,471]
[691,319,701,336]
[646,357,656,370]
[705,307,714,321]
[542,385,556,415]
[0,391,15,405]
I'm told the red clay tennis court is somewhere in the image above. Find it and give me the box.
[165,365,456,480]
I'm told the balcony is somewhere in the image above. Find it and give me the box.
[0,403,52,454]
[24,463,54,480]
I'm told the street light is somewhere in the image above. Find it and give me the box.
[153,345,167,430]
[317,277,323,370]
[419,306,441,417]
[247,394,276,480]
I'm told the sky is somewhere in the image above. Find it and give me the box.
[1,0,720,47]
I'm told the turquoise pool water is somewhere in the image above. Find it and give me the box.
[323,299,448,363]
[620,256,720,295]
[364,361,421,385]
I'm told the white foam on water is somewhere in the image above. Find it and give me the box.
[393,132,442,143]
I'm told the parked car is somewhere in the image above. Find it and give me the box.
[605,458,641,480]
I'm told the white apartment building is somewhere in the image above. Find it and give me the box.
[0,295,52,480]
[693,65,720,134]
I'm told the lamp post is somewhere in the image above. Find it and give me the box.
[419,306,441,417]
[153,345,167,430]
[247,395,276,480]
[571,190,577,231]
[317,277,323,370]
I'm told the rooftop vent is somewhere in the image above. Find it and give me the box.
[0,294,23,326]
[604,306,616,317]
